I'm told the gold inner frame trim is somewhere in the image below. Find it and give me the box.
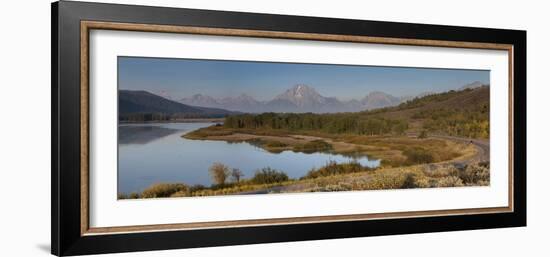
[80,20,514,236]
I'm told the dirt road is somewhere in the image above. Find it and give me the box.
[432,135,489,164]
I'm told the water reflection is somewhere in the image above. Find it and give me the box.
[119,125,180,145]
[118,123,380,194]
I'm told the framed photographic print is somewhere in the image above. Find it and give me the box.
[51,1,526,256]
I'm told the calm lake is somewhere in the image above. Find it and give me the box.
[118,123,381,194]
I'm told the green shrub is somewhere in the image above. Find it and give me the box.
[418,130,428,139]
[264,140,288,148]
[209,162,230,185]
[251,167,289,184]
[141,183,188,198]
[403,147,435,164]
[189,184,207,192]
[128,192,140,199]
[307,182,353,192]
[401,173,417,189]
[454,163,490,185]
[170,190,191,197]
[413,176,436,188]
[423,165,457,178]
[362,173,409,190]
[230,168,244,183]
[304,161,365,179]
[183,125,234,138]
[293,140,332,153]
[436,176,464,187]
[260,140,289,153]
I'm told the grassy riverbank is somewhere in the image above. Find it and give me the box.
[118,161,489,199]
[183,124,476,167]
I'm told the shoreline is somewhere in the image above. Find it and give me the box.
[185,131,372,156]
[182,125,479,167]
[119,159,490,199]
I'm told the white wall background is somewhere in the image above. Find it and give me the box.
[0,0,547,256]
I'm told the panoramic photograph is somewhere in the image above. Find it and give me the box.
[117,56,490,199]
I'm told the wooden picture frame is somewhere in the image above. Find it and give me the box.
[52,1,526,256]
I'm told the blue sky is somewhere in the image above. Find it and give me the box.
[118,56,489,101]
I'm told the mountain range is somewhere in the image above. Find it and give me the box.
[119,82,487,118]
[180,84,459,113]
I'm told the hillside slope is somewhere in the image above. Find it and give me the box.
[119,90,235,120]
[218,86,490,139]
[366,86,489,120]
[364,86,489,137]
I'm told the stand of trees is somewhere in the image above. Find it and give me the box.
[119,112,226,122]
[119,113,172,122]
[224,112,408,136]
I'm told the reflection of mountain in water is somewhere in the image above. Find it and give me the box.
[119,125,180,145]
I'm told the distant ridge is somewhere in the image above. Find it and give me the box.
[180,82,486,114]
[360,91,401,110]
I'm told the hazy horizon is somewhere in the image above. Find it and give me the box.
[119,56,489,101]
